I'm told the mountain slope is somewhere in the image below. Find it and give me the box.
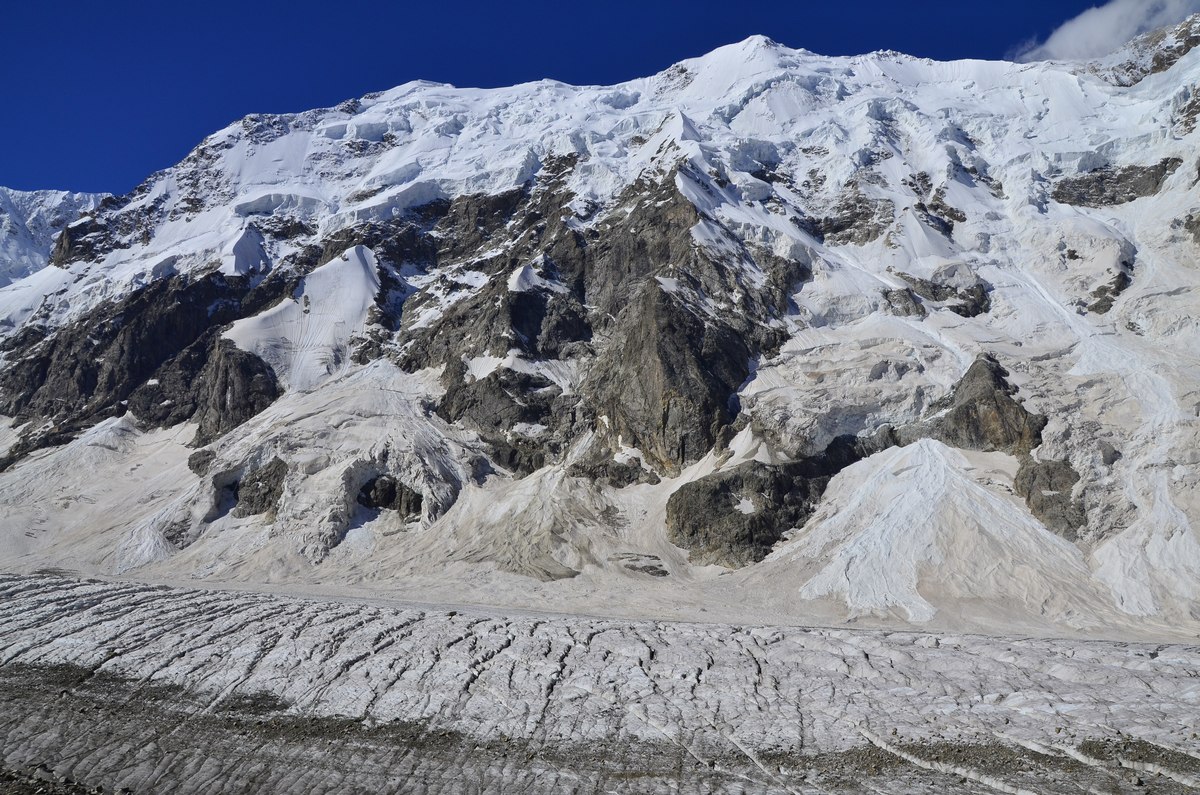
[3,21,1200,638]
[0,187,105,289]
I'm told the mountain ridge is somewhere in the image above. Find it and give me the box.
[2,18,1200,639]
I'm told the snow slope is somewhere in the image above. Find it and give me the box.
[225,245,381,391]
[759,441,1108,624]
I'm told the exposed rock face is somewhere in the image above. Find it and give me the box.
[896,355,1087,541]
[0,187,106,287]
[1184,212,1200,246]
[391,171,591,375]
[187,449,216,476]
[0,271,289,466]
[585,283,752,476]
[666,434,894,567]
[1015,458,1086,541]
[47,192,165,268]
[903,173,968,237]
[919,188,968,235]
[1088,270,1133,315]
[883,287,926,318]
[1,275,227,422]
[897,272,992,318]
[803,190,895,245]
[49,215,121,267]
[908,354,1046,456]
[1051,159,1182,207]
[437,366,572,476]
[1101,15,1200,86]
[1,187,455,465]
[572,175,803,474]
[666,461,827,567]
[388,164,805,480]
[189,341,283,446]
[357,475,423,518]
[231,457,288,518]
[128,337,282,446]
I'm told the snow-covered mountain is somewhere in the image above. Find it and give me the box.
[4,18,1200,639]
[0,187,105,288]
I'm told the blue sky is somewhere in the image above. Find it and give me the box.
[0,1,1170,193]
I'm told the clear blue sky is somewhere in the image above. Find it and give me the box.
[5,1,1106,194]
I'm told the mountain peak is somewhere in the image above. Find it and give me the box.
[1,17,1199,643]
[1092,12,1200,85]
[733,33,783,51]
[682,33,797,72]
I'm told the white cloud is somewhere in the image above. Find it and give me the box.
[1018,0,1200,61]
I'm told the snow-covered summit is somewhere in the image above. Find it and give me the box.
[5,28,1193,331]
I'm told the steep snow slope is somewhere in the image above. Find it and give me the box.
[3,20,1200,639]
[225,245,381,391]
[757,441,1110,624]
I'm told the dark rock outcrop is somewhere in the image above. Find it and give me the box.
[128,336,281,446]
[902,354,1088,537]
[945,283,991,318]
[437,365,574,476]
[1087,270,1133,315]
[908,354,1046,456]
[49,216,123,267]
[1184,212,1200,246]
[1014,458,1086,541]
[801,190,895,246]
[897,272,991,318]
[190,341,282,446]
[391,165,592,378]
[668,354,1091,567]
[187,449,216,476]
[0,269,297,467]
[666,433,895,567]
[585,283,752,476]
[1,274,232,423]
[1052,158,1181,207]
[231,458,289,518]
[899,274,957,303]
[883,287,927,318]
[2,193,460,470]
[666,462,826,568]
[608,552,669,577]
[566,457,660,489]
[392,165,806,478]
[357,475,423,518]
[570,170,805,474]
[919,187,968,235]
[1106,17,1200,86]
[48,192,166,268]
